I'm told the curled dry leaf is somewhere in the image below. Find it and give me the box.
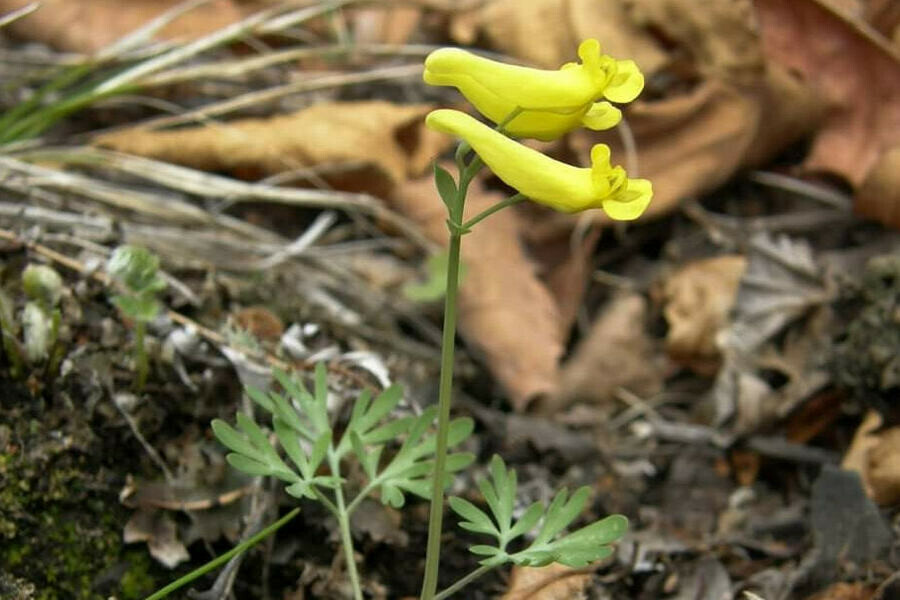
[449,0,668,73]
[557,293,662,410]
[95,102,450,198]
[123,508,190,569]
[0,0,265,53]
[756,0,900,229]
[662,255,747,375]
[501,564,592,600]
[390,170,563,411]
[843,411,900,505]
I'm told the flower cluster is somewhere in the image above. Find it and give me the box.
[424,39,652,219]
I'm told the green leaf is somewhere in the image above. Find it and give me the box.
[362,416,415,445]
[402,251,468,303]
[434,163,458,209]
[285,481,316,500]
[534,486,590,546]
[308,430,332,473]
[212,419,263,461]
[245,385,275,413]
[226,453,272,477]
[512,514,628,568]
[507,501,544,541]
[449,497,499,538]
[469,545,501,557]
[274,418,310,478]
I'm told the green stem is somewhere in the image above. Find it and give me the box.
[420,106,524,600]
[420,200,466,600]
[134,320,148,392]
[434,565,494,600]
[462,193,526,230]
[144,507,300,600]
[328,456,364,600]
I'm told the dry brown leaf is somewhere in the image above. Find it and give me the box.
[390,170,563,411]
[95,101,449,197]
[662,255,747,375]
[628,0,762,82]
[805,582,877,600]
[123,508,190,569]
[841,410,900,500]
[756,0,900,228]
[573,80,760,219]
[857,145,900,229]
[350,5,422,45]
[501,564,592,600]
[0,0,264,53]
[557,293,662,409]
[450,0,668,74]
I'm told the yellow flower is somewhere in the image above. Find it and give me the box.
[423,39,644,141]
[425,109,652,218]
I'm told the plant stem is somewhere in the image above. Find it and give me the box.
[134,320,148,392]
[144,507,300,600]
[434,565,494,600]
[330,456,364,600]
[420,226,463,599]
[421,106,523,600]
[462,193,526,230]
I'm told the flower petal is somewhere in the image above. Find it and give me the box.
[602,179,653,220]
[604,60,644,103]
[580,102,622,130]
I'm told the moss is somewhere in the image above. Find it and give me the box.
[118,552,155,600]
[0,382,161,599]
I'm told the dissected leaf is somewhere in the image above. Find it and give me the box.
[361,407,474,508]
[511,514,628,568]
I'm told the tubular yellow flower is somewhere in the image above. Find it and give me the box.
[426,109,652,218]
[423,39,644,141]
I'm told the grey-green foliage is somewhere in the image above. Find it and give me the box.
[450,455,628,569]
[213,363,475,508]
[106,245,166,322]
[21,264,63,363]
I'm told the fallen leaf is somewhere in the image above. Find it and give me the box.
[661,255,746,375]
[857,145,900,229]
[710,234,835,429]
[501,564,591,600]
[390,170,563,411]
[557,293,662,409]
[450,0,668,74]
[843,411,900,505]
[349,4,422,45]
[805,582,876,600]
[96,101,449,198]
[756,0,900,228]
[123,508,190,569]
[0,0,264,53]
[725,234,833,355]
